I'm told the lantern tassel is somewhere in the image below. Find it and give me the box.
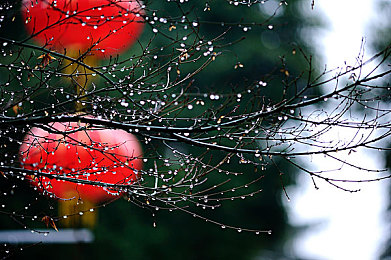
[62,49,99,112]
[59,191,97,228]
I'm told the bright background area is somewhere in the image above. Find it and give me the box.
[287,0,389,259]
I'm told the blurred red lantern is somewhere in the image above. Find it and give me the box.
[19,121,142,204]
[22,0,145,57]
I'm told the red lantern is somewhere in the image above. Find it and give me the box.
[22,0,145,57]
[19,121,143,204]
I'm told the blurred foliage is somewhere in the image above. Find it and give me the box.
[370,1,391,259]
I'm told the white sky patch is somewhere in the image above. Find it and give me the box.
[318,0,375,68]
[286,0,389,259]
[287,108,389,259]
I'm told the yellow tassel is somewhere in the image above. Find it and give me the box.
[61,49,99,112]
[59,191,97,229]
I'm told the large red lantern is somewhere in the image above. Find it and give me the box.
[19,121,143,204]
[21,0,145,57]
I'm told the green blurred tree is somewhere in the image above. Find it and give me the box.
[370,1,391,259]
